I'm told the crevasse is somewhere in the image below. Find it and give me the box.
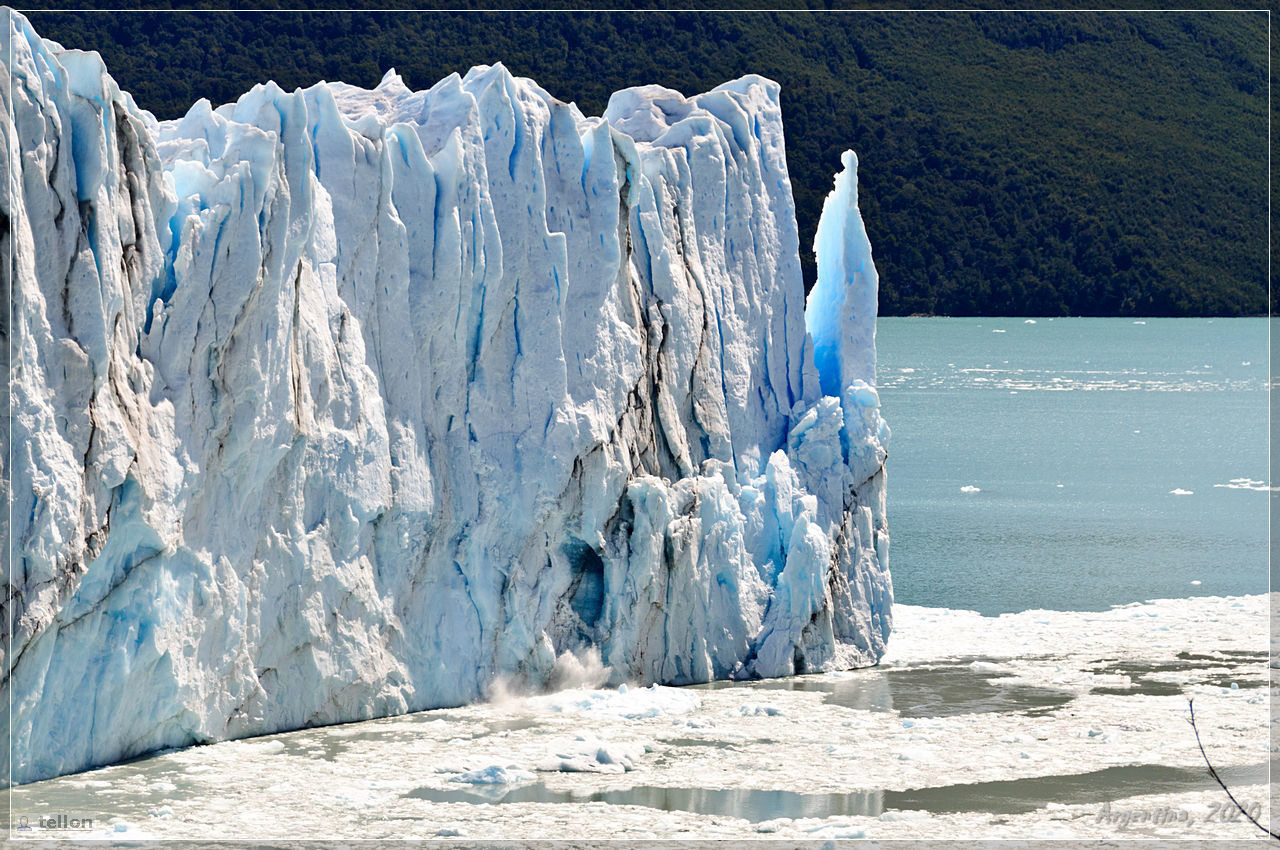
[1,11,890,786]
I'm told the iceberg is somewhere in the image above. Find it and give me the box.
[1,10,890,786]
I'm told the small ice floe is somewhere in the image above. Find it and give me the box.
[968,660,1006,674]
[960,485,981,493]
[325,725,372,738]
[1242,361,1251,366]
[1169,489,1193,496]
[541,733,646,773]
[1133,320,1146,325]
[532,683,700,719]
[1190,580,1201,586]
[900,367,915,373]
[1213,478,1277,491]
[808,823,867,839]
[992,329,1006,333]
[736,704,783,717]
[101,819,155,839]
[1024,319,1037,324]
[452,765,535,785]
[1056,483,1064,488]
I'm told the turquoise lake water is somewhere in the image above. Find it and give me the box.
[875,317,1269,615]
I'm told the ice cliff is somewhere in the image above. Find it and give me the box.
[2,11,890,786]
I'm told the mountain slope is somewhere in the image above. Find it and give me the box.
[24,9,1270,316]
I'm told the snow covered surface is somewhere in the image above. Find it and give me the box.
[9,594,1270,841]
[3,11,891,785]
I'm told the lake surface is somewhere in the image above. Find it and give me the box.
[875,317,1269,614]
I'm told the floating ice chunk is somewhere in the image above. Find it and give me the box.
[540,734,646,773]
[879,810,929,822]
[1169,489,1194,496]
[960,485,981,494]
[1133,320,1147,325]
[1190,580,1201,586]
[809,825,867,839]
[967,660,1006,674]
[1024,319,1036,324]
[1213,478,1277,492]
[736,704,783,717]
[992,329,1006,333]
[530,686,701,719]
[452,765,535,785]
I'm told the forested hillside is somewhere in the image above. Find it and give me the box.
[23,10,1269,316]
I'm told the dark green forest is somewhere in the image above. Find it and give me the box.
[21,10,1269,316]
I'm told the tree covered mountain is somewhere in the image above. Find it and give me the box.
[23,9,1269,316]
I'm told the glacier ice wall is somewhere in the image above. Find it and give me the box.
[2,11,890,786]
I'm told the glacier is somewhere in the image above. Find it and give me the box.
[1,10,890,787]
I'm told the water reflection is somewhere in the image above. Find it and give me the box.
[407,761,1270,821]
[407,782,882,820]
[689,662,1075,718]
[1088,651,1270,697]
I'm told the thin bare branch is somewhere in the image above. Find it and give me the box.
[1186,698,1277,841]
